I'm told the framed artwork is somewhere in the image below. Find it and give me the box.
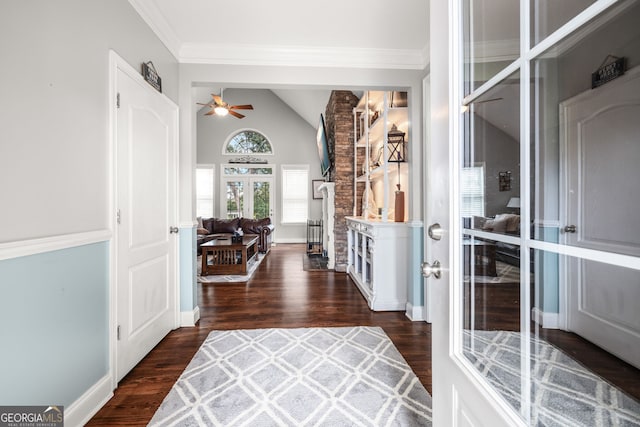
[499,171,512,191]
[312,179,324,199]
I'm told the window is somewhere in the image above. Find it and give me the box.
[281,165,309,224]
[196,165,215,218]
[460,165,484,217]
[224,130,273,154]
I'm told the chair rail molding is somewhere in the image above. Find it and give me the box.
[0,229,111,261]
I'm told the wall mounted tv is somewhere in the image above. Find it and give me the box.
[316,114,331,176]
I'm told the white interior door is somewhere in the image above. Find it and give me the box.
[115,59,178,382]
[561,66,640,368]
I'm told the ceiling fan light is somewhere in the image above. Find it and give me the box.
[214,106,229,116]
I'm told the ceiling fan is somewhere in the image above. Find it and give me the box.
[197,89,254,119]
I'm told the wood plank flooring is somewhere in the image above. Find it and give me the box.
[88,243,639,426]
[87,244,431,426]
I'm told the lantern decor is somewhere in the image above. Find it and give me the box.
[387,124,406,222]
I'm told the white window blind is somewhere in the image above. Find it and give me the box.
[461,166,485,217]
[281,165,309,223]
[196,166,214,218]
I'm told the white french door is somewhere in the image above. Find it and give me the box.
[221,165,274,220]
[429,0,640,425]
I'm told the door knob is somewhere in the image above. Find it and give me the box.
[428,223,443,241]
[563,225,577,233]
[421,260,442,279]
[169,226,179,234]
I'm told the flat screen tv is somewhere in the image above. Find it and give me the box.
[316,114,331,176]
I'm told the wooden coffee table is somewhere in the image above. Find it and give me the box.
[201,235,259,275]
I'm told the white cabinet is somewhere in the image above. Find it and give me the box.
[352,91,408,221]
[346,216,408,311]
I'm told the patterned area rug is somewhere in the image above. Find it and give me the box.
[463,330,640,426]
[197,253,265,283]
[148,327,432,426]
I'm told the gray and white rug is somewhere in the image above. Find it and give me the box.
[148,326,432,426]
[463,330,640,426]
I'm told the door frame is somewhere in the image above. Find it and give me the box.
[108,50,180,390]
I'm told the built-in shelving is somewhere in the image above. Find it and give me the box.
[352,91,409,221]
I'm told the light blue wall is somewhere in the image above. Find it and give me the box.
[180,227,197,312]
[535,226,560,313]
[408,224,425,309]
[0,243,109,406]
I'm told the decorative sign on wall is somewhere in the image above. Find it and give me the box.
[592,56,626,89]
[141,61,162,93]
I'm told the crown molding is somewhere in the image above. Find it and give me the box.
[128,0,182,60]
[467,38,520,64]
[179,43,427,70]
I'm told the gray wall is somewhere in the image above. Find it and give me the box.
[197,88,324,242]
[473,115,520,217]
[0,0,178,242]
[0,0,178,414]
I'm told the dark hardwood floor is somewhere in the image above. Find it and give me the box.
[88,244,639,426]
[87,244,431,426]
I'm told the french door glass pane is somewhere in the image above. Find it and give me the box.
[225,181,244,219]
[530,250,640,421]
[530,0,596,46]
[463,0,520,95]
[463,71,521,234]
[532,0,640,257]
[462,234,523,409]
[252,181,270,219]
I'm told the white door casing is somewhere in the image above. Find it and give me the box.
[560,65,640,369]
[111,52,179,383]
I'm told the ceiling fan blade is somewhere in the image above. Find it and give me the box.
[212,95,223,105]
[228,110,245,119]
[229,104,254,110]
[197,102,214,107]
[204,110,216,116]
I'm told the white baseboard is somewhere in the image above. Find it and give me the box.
[181,306,200,327]
[532,307,559,329]
[405,302,426,321]
[64,374,113,427]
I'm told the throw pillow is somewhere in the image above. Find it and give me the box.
[213,217,240,234]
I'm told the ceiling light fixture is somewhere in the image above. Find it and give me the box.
[214,105,229,116]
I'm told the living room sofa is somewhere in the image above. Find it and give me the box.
[472,214,532,268]
[197,217,275,255]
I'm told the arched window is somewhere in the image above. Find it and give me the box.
[223,130,273,154]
